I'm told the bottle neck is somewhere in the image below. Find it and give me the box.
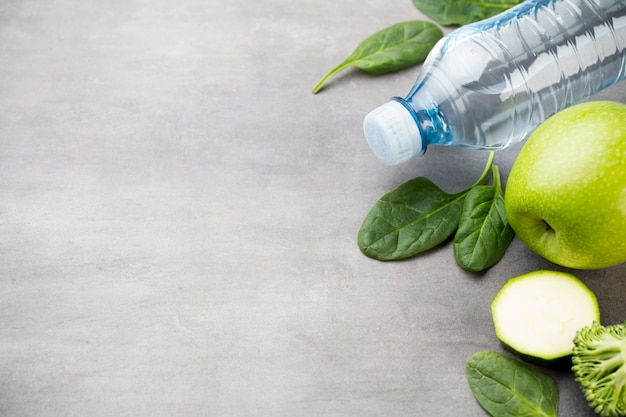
[394,94,453,149]
[389,97,428,155]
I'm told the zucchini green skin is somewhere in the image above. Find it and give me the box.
[499,340,574,370]
[491,270,600,369]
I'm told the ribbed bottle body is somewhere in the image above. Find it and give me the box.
[404,0,626,151]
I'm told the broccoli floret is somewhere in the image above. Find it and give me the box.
[572,321,626,417]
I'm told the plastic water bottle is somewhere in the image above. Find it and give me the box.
[363,0,626,165]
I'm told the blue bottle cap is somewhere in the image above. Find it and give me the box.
[363,100,423,165]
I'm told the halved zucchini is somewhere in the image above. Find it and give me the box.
[491,270,600,368]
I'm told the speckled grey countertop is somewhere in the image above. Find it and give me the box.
[1,1,625,416]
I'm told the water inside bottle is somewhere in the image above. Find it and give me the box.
[406,0,626,151]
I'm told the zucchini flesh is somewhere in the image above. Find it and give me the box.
[491,270,600,367]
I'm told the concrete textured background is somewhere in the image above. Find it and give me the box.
[1,0,625,416]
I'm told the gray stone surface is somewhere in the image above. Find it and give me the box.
[1,0,625,416]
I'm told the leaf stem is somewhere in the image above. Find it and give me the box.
[312,63,347,94]
[472,151,496,187]
[492,164,502,193]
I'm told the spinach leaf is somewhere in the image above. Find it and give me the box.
[412,0,525,26]
[467,351,559,417]
[358,152,496,262]
[312,20,442,93]
[454,165,514,272]
[358,177,468,260]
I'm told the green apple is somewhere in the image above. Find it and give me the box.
[505,100,626,269]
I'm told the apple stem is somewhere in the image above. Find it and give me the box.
[542,220,554,232]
